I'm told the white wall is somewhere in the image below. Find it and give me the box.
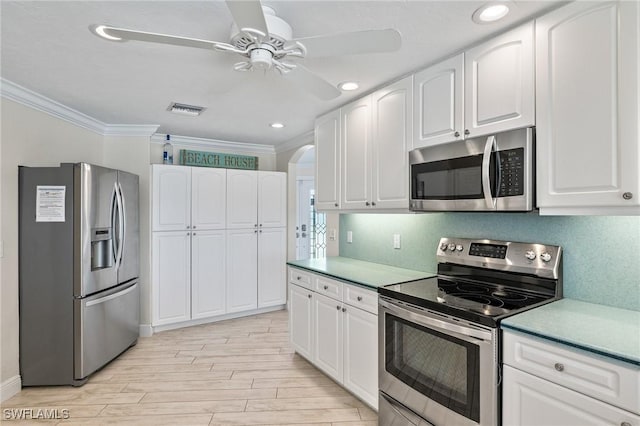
[1,99,105,392]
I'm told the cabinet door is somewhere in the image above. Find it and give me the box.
[315,109,341,210]
[343,305,378,410]
[152,165,191,231]
[191,230,226,319]
[464,22,534,137]
[341,96,372,210]
[191,168,226,230]
[536,1,640,213]
[258,171,286,228]
[413,54,464,148]
[152,231,190,325]
[226,229,257,313]
[257,227,286,308]
[226,170,258,229]
[313,292,343,382]
[503,365,640,426]
[371,76,412,209]
[289,284,314,360]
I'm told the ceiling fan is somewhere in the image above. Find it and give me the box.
[89,0,402,100]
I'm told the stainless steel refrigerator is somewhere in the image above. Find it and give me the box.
[19,163,140,386]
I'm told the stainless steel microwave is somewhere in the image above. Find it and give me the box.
[409,127,535,212]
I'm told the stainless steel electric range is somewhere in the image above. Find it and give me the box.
[378,237,562,426]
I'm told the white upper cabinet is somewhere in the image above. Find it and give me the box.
[226,169,258,229]
[152,165,191,231]
[341,96,372,210]
[414,53,464,148]
[315,109,341,210]
[191,168,226,230]
[258,171,286,228]
[464,21,535,138]
[371,76,413,209]
[536,1,640,214]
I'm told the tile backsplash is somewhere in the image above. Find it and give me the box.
[339,213,640,311]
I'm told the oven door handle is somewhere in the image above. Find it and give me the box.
[482,135,497,209]
[380,298,493,342]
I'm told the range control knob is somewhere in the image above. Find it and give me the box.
[440,243,449,251]
[456,244,464,252]
[448,243,456,252]
[525,250,537,261]
[540,252,553,263]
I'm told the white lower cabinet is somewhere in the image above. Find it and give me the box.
[288,267,379,410]
[191,230,226,319]
[503,330,640,426]
[226,229,258,313]
[257,227,287,308]
[152,231,191,326]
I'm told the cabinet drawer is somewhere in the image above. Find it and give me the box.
[344,284,378,315]
[289,267,313,290]
[315,276,343,301]
[503,330,640,414]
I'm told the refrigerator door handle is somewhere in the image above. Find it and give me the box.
[116,182,125,268]
[110,184,119,266]
[84,282,137,307]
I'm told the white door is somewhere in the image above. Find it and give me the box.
[258,171,286,228]
[191,230,226,319]
[191,168,226,230]
[503,366,640,426]
[289,284,314,360]
[371,75,412,209]
[413,53,464,148]
[152,165,191,231]
[314,109,341,210]
[257,227,286,308]
[464,22,535,138]
[313,292,343,383]
[226,169,258,229]
[226,228,258,313]
[152,231,191,325]
[343,305,378,410]
[536,1,640,212]
[296,179,314,260]
[341,96,372,210]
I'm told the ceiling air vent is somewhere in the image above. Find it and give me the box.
[167,102,205,116]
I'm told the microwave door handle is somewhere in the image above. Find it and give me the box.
[482,135,497,209]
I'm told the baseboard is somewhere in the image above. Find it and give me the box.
[152,305,286,333]
[139,324,154,338]
[1,375,22,402]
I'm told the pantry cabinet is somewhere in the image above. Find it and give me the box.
[257,227,287,308]
[536,0,640,214]
[190,230,226,319]
[226,228,258,313]
[288,267,379,409]
[315,109,341,210]
[152,165,192,231]
[226,169,258,229]
[152,231,191,325]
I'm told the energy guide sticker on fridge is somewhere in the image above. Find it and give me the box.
[35,185,66,222]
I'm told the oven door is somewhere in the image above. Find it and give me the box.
[379,297,498,426]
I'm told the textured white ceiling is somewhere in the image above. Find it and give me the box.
[1,1,565,146]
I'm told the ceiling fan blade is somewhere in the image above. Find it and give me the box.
[92,25,228,51]
[290,29,402,58]
[225,0,269,37]
[284,65,341,101]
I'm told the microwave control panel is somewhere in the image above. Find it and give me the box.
[498,148,524,197]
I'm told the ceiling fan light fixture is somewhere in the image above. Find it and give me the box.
[167,102,205,116]
[270,122,285,129]
[472,3,510,24]
[338,81,359,91]
[90,24,122,41]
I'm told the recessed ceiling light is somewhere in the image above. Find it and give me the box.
[167,102,205,116]
[338,81,359,91]
[270,122,285,129]
[89,24,122,41]
[472,3,510,24]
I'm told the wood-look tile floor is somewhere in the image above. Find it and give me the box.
[2,309,378,425]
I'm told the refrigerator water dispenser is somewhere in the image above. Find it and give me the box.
[91,227,113,270]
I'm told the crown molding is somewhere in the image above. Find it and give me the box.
[151,133,276,155]
[1,78,159,137]
[274,130,314,154]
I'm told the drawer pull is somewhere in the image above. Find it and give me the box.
[554,363,564,372]
[357,296,363,301]
[323,285,329,290]
[297,276,301,280]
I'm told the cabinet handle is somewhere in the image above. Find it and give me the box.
[554,363,564,372]
[334,203,339,207]
[357,296,363,301]
[192,226,196,229]
[254,230,258,234]
[454,131,460,137]
[371,202,376,206]
[623,192,633,200]
[259,223,263,227]
[342,307,346,312]
[297,276,302,280]
[323,285,329,290]
[187,232,190,236]
[308,294,312,299]
[336,305,341,310]
[464,129,470,136]
[259,230,262,233]
[186,225,191,229]
[193,233,196,236]
[254,224,258,227]
[365,201,370,206]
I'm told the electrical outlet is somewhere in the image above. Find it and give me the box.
[393,234,401,249]
[329,229,337,241]
[347,231,353,243]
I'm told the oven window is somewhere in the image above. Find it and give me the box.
[385,313,480,422]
